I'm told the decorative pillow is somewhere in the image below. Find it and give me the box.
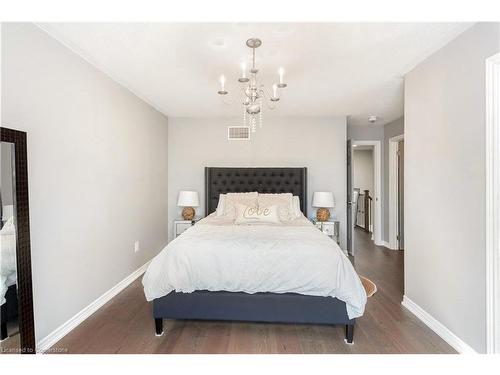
[257,193,293,221]
[215,194,226,217]
[292,196,303,219]
[224,192,258,218]
[234,204,281,225]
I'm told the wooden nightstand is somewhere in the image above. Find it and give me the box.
[174,218,201,238]
[311,219,340,245]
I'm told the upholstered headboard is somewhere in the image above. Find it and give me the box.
[205,167,307,216]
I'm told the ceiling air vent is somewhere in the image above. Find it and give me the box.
[227,126,250,141]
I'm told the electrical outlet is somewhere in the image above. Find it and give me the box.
[134,241,140,253]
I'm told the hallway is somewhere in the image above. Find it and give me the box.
[351,228,404,307]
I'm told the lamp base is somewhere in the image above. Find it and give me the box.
[182,207,195,220]
[316,208,330,222]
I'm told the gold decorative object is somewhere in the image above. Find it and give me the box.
[316,207,330,222]
[182,207,195,220]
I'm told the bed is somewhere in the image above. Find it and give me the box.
[142,167,367,344]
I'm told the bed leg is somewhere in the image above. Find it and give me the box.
[155,318,164,336]
[344,324,354,345]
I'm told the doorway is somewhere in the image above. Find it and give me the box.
[347,140,382,255]
[353,145,375,236]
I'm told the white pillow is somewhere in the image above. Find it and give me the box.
[257,193,293,221]
[234,204,281,225]
[224,192,258,219]
[215,194,226,217]
[292,196,302,219]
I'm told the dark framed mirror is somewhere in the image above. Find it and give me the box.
[0,127,35,354]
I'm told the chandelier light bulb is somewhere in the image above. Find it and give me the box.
[218,75,228,95]
[277,67,287,88]
[238,62,250,83]
[241,62,246,78]
[272,84,278,98]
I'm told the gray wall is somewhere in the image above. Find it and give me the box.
[1,143,14,206]
[1,23,169,343]
[348,117,404,243]
[404,22,500,353]
[168,116,347,247]
[353,149,374,193]
[348,123,384,141]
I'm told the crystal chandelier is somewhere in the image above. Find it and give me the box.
[217,38,287,133]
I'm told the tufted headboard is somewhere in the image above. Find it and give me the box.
[205,167,307,216]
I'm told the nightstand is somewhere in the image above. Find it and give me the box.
[311,219,340,245]
[174,218,201,238]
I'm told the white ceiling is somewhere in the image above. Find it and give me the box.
[38,22,472,126]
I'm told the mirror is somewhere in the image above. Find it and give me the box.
[0,128,35,354]
[1,142,20,351]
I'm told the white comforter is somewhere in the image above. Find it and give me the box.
[142,214,367,319]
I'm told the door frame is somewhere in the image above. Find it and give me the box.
[486,52,500,354]
[346,139,354,256]
[388,134,405,250]
[351,140,382,246]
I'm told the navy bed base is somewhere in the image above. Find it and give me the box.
[153,290,355,343]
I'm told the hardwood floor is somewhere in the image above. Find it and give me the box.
[0,332,20,354]
[51,229,455,354]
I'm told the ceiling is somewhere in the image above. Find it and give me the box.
[38,22,473,126]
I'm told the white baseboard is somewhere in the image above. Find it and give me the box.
[379,240,400,250]
[374,239,393,249]
[36,260,151,353]
[401,295,477,354]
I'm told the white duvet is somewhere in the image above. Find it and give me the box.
[142,214,367,319]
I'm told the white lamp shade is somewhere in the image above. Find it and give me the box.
[312,192,334,208]
[177,191,199,207]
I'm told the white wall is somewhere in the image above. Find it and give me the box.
[353,149,374,193]
[168,116,347,246]
[404,22,500,353]
[1,23,169,343]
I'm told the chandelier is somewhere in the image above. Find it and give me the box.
[217,38,287,133]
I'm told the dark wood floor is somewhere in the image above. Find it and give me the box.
[51,229,455,354]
